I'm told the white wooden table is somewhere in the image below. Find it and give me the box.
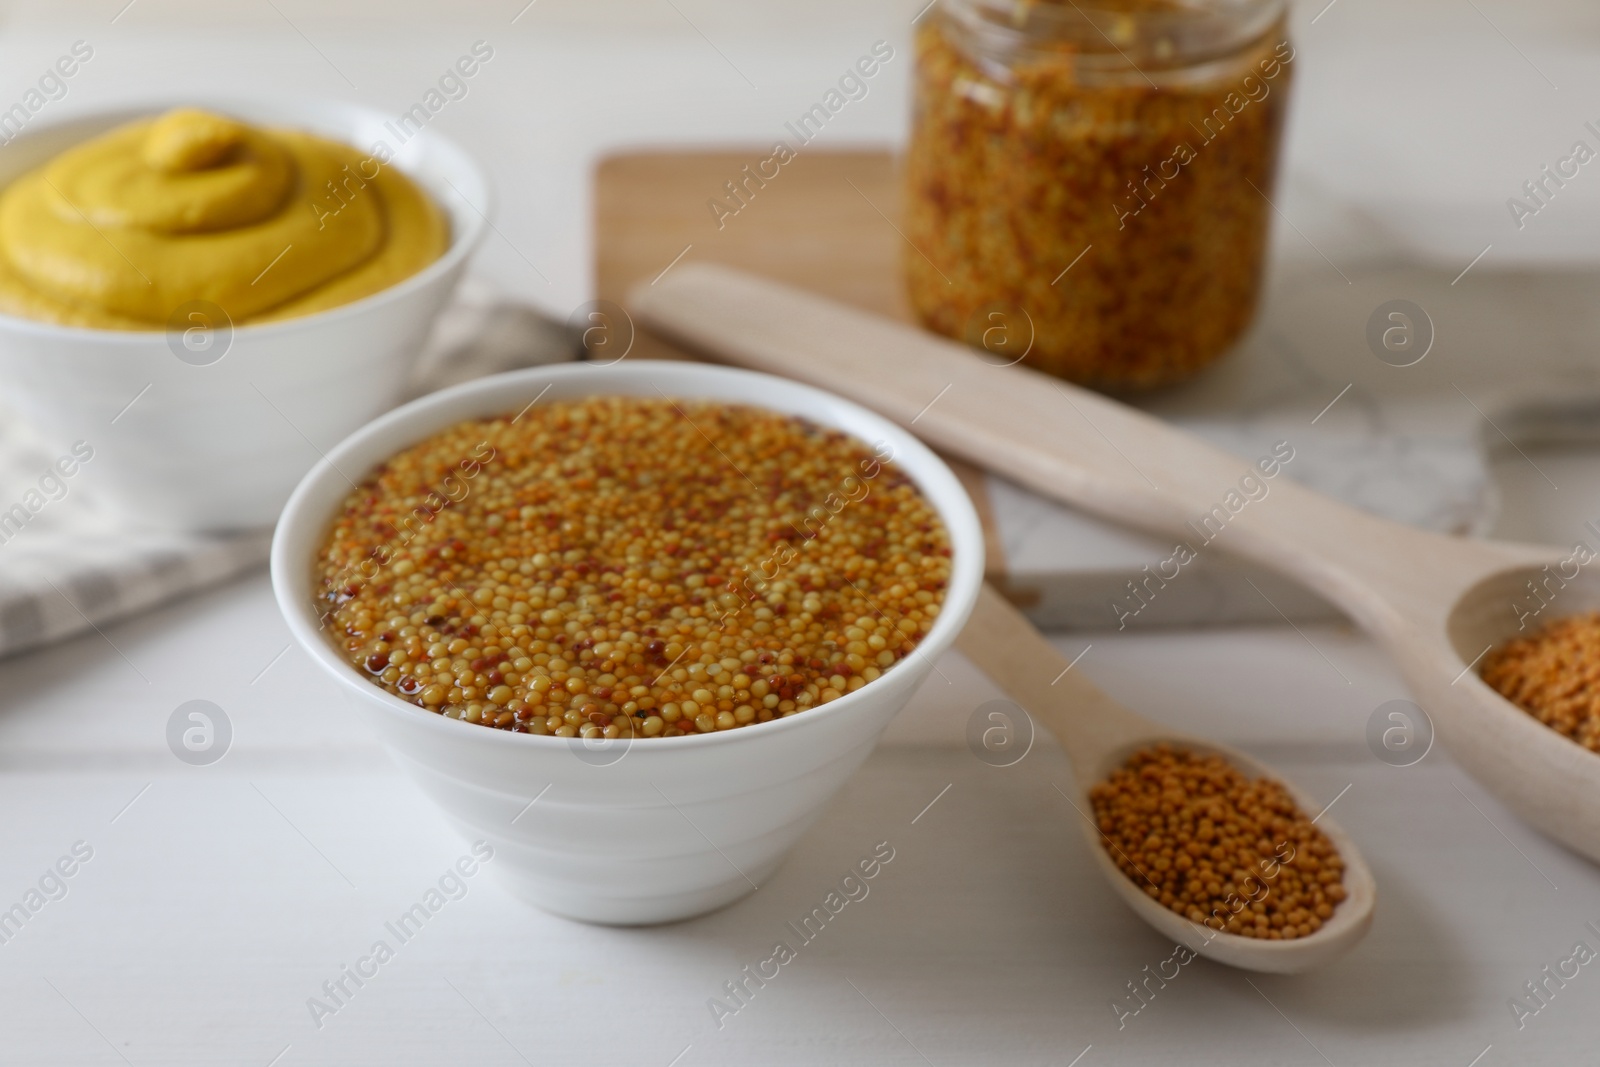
[2,2,1600,1063]
[3,572,1598,1065]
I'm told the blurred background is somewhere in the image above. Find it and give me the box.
[2,0,1597,313]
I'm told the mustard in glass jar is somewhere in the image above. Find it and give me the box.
[904,0,1293,389]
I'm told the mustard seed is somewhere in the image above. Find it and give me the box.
[1482,612,1600,751]
[314,397,951,737]
[1089,744,1346,940]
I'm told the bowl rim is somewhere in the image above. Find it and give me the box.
[270,360,986,752]
[0,94,490,343]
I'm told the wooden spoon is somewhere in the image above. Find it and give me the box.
[959,582,1375,972]
[629,264,1600,864]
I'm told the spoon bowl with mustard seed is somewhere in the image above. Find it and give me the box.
[958,584,1376,974]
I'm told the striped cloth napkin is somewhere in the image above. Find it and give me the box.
[0,282,578,659]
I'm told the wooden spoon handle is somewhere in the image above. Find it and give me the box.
[957,583,1152,781]
[630,264,1516,628]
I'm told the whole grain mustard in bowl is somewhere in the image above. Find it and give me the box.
[0,97,488,530]
[271,361,984,924]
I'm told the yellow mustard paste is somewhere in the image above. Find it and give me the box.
[0,107,447,329]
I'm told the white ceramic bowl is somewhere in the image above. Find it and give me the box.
[0,97,488,531]
[272,362,983,924]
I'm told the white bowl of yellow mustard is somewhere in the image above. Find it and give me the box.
[0,98,488,530]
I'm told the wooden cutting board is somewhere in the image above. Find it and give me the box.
[595,150,914,343]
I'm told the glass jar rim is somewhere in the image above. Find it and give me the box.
[936,0,1287,74]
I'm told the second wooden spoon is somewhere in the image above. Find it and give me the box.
[960,582,1375,973]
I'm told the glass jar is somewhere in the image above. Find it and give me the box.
[904,0,1293,390]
